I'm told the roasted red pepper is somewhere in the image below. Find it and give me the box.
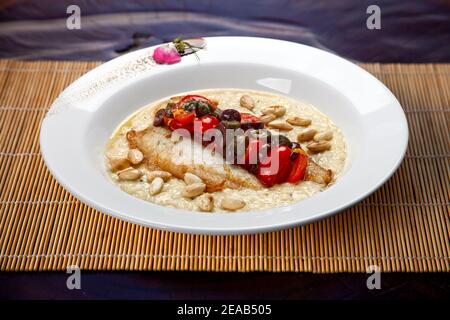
[288,150,308,184]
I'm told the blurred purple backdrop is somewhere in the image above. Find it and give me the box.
[0,0,449,62]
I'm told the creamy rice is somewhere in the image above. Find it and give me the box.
[105,89,347,212]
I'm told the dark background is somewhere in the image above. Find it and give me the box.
[0,0,449,300]
[1,272,449,299]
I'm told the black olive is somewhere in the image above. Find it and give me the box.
[289,142,301,160]
[165,103,175,118]
[217,122,238,139]
[214,122,227,149]
[246,129,272,144]
[220,109,241,122]
[224,134,247,164]
[235,135,248,164]
[212,108,223,119]
[240,121,264,131]
[153,108,167,127]
[217,123,234,152]
[221,120,241,129]
[271,135,291,147]
[248,164,259,174]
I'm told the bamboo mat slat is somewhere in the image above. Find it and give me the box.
[0,60,449,272]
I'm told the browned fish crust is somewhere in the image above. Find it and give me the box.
[127,126,263,191]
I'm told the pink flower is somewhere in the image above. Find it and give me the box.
[152,44,181,64]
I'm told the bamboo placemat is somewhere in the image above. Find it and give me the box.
[0,60,448,272]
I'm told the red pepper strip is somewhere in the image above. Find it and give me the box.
[287,151,308,184]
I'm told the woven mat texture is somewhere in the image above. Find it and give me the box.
[0,60,448,272]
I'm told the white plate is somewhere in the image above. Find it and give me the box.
[40,37,408,235]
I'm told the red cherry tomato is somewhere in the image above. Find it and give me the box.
[184,122,194,134]
[194,115,220,134]
[287,152,308,184]
[257,167,278,187]
[176,95,215,110]
[257,145,292,187]
[173,108,195,126]
[167,118,186,130]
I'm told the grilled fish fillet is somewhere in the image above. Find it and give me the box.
[128,126,263,191]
